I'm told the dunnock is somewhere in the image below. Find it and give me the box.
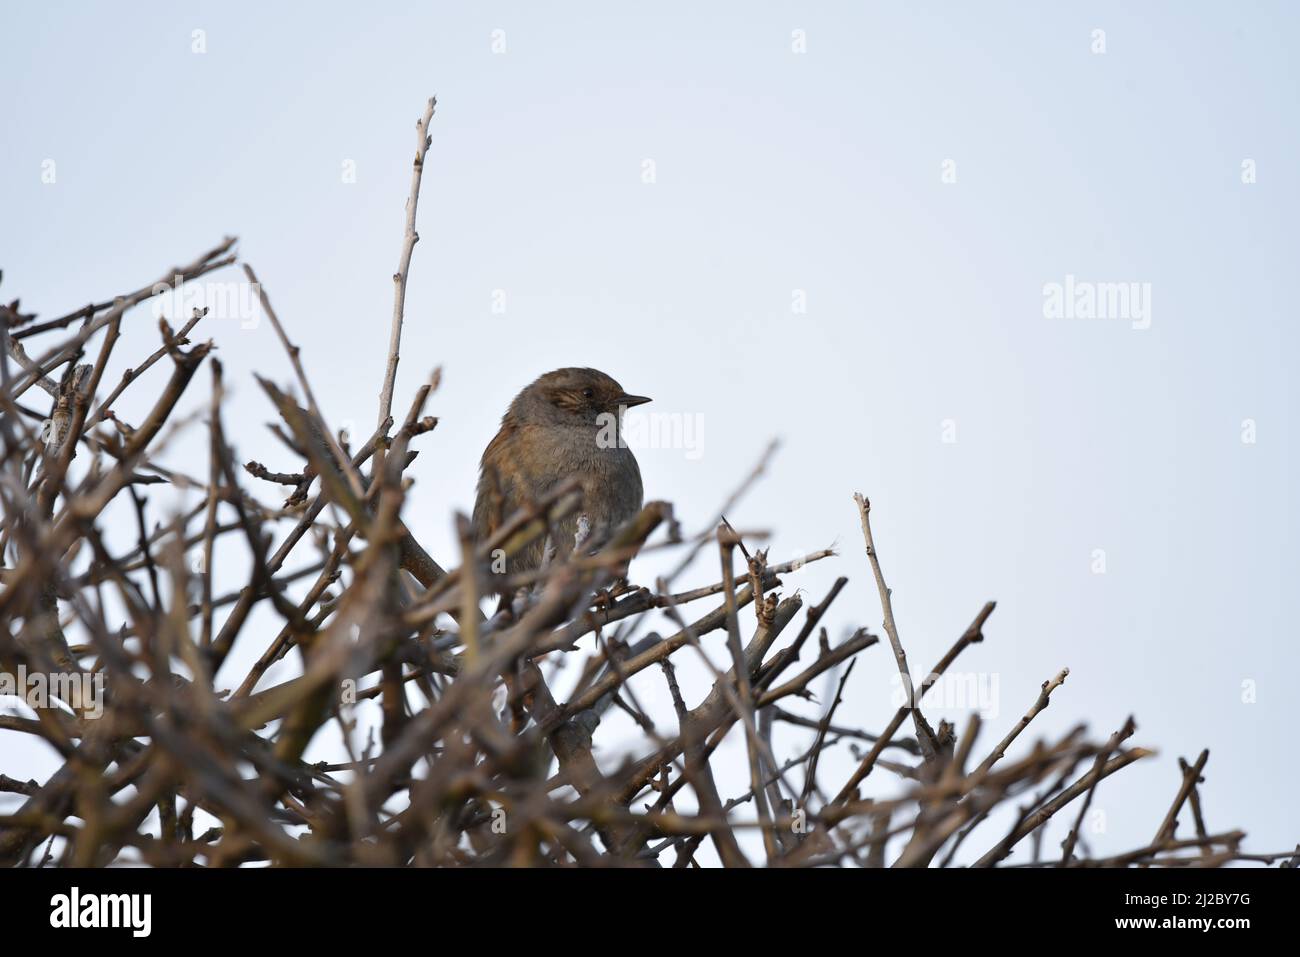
[472,367,650,576]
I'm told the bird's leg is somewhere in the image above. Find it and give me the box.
[590,578,639,611]
[578,516,641,608]
[539,533,558,570]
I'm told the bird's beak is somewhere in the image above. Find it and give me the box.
[617,394,652,408]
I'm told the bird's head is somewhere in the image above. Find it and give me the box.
[513,367,651,428]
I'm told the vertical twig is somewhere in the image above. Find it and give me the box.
[853,493,938,759]
[376,96,437,431]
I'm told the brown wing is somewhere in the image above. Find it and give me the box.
[471,418,518,542]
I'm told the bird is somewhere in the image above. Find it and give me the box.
[471,367,650,581]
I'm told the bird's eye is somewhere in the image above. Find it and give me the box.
[582,388,594,399]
